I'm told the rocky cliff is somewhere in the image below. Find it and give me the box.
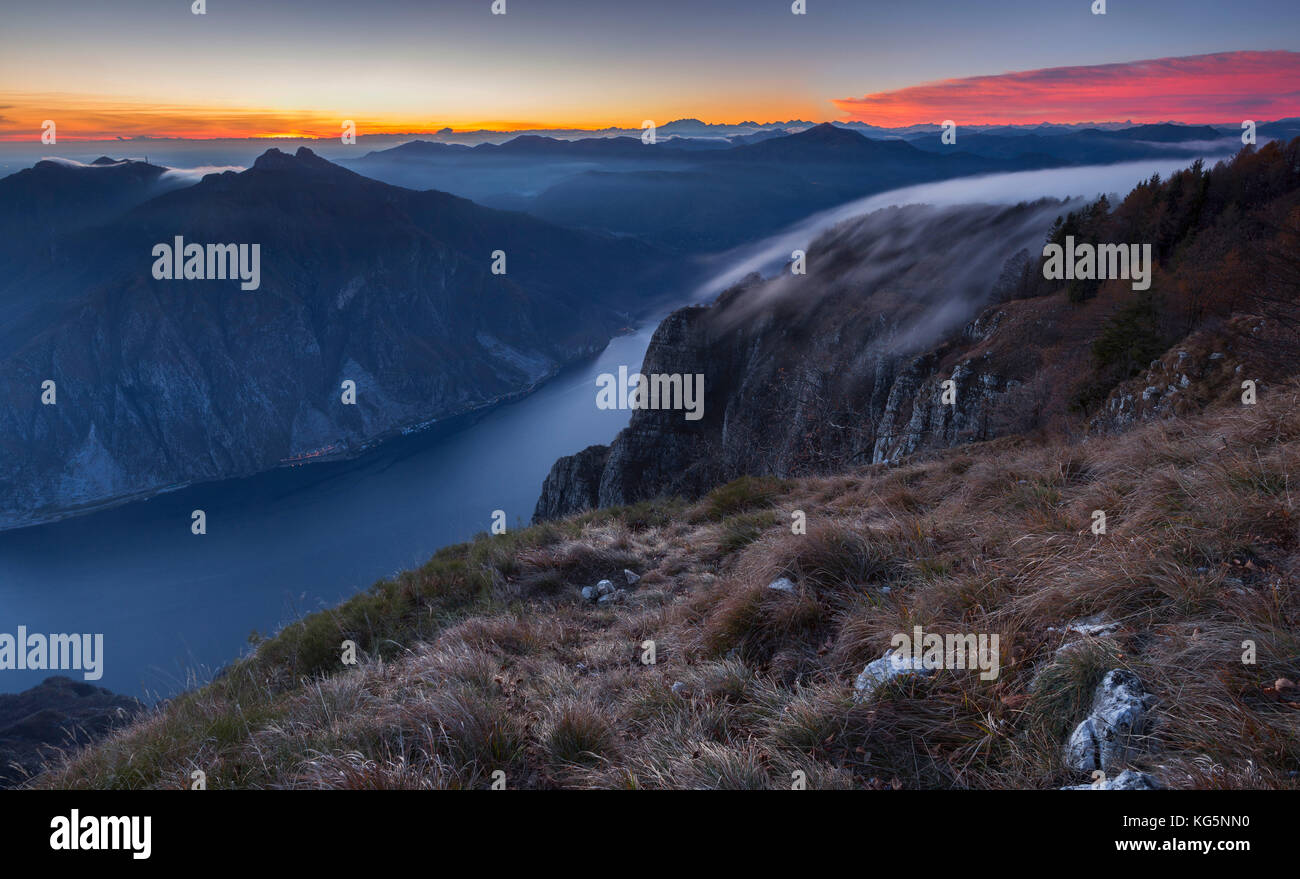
[535,199,1074,520]
[0,148,676,529]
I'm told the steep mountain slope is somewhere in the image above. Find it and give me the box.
[30,382,1300,790]
[0,148,677,530]
[532,199,1072,517]
[0,158,192,345]
[0,677,143,788]
[535,140,1300,520]
[0,157,182,258]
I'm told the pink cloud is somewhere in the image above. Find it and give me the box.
[833,51,1300,125]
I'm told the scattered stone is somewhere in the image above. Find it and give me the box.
[1062,769,1162,790]
[1064,669,1156,773]
[596,579,615,596]
[1046,615,1120,658]
[597,590,624,605]
[624,569,640,586]
[853,648,934,703]
[580,586,598,602]
[767,576,797,593]
[1064,614,1120,638]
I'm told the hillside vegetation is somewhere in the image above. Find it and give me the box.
[33,382,1300,789]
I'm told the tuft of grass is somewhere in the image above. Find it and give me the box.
[541,699,618,769]
[716,510,778,555]
[694,475,790,522]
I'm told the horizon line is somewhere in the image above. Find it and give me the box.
[1,116,1290,145]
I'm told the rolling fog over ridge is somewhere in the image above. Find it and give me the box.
[0,153,1227,699]
[690,151,1242,298]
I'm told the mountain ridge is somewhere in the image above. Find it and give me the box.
[0,148,681,531]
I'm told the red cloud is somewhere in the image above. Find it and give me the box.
[833,51,1300,125]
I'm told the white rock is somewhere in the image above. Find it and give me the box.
[767,576,797,593]
[595,579,615,596]
[1062,769,1162,790]
[624,569,640,585]
[1064,669,1155,773]
[1065,614,1120,638]
[580,586,598,602]
[852,648,933,703]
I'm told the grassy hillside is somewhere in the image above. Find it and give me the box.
[33,380,1300,789]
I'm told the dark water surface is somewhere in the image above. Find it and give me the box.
[0,327,652,699]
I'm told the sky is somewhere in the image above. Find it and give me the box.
[1,0,1298,139]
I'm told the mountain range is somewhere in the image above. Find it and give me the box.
[348,121,1264,251]
[2,120,1291,532]
[0,148,676,530]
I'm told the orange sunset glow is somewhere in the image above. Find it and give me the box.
[5,50,1297,141]
[0,93,823,142]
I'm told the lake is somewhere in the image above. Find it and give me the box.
[0,324,657,699]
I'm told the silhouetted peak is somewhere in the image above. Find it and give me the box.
[498,134,561,150]
[251,146,338,173]
[800,122,859,140]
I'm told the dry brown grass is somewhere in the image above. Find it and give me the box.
[31,385,1300,790]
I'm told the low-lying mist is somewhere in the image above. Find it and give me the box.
[707,199,1072,360]
[690,151,1241,356]
[690,151,1241,303]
